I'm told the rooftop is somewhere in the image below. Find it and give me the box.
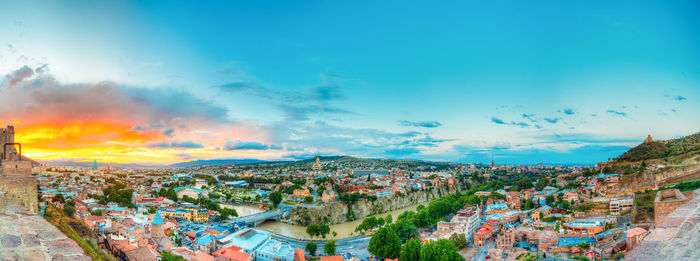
[152,212,164,225]
[195,234,215,245]
[225,229,270,251]
[564,221,603,228]
[557,234,596,247]
[257,239,294,257]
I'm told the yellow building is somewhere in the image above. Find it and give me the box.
[293,189,310,198]
[312,157,322,170]
[190,209,209,222]
[159,208,210,222]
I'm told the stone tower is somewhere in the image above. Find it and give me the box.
[0,125,37,214]
[645,134,654,144]
[1,125,17,160]
[151,212,166,239]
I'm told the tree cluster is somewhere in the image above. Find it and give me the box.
[95,182,134,207]
[306,223,331,239]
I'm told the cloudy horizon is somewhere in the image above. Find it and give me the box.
[1,1,699,165]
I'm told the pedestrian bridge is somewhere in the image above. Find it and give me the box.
[223,205,293,227]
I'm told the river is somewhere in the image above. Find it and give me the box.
[221,204,264,217]
[258,203,424,239]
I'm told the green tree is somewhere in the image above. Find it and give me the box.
[368,226,401,259]
[414,209,432,228]
[159,187,178,202]
[488,191,506,200]
[304,195,314,203]
[269,191,283,208]
[52,194,66,203]
[356,216,380,233]
[305,242,317,256]
[63,204,76,217]
[546,194,555,206]
[392,220,418,242]
[562,200,570,210]
[161,251,186,261]
[93,209,103,216]
[522,198,535,210]
[419,239,461,261]
[449,233,467,249]
[535,178,551,191]
[319,224,331,238]
[219,207,238,219]
[579,242,590,249]
[148,206,157,214]
[306,224,320,239]
[385,214,393,225]
[324,239,337,256]
[399,238,422,261]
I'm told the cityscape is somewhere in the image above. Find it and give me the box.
[1,1,700,261]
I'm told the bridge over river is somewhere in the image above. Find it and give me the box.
[222,204,293,226]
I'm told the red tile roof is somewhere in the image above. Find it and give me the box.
[212,246,251,261]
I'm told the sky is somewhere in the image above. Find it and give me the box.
[0,0,699,165]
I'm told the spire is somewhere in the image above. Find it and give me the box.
[152,212,164,225]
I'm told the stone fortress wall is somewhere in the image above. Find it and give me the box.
[0,125,88,260]
[0,125,38,214]
[653,189,691,227]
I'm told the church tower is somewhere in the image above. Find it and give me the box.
[312,156,322,170]
[644,134,654,144]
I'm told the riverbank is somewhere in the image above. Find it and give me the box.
[287,183,467,226]
[221,203,265,217]
[259,202,424,239]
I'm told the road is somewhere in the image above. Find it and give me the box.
[271,233,372,260]
[474,240,495,261]
[222,204,293,225]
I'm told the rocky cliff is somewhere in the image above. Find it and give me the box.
[287,183,467,226]
[607,159,700,195]
[654,157,700,185]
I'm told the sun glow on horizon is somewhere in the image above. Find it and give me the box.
[12,122,285,164]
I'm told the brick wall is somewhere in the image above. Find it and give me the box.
[653,189,689,227]
[1,160,32,176]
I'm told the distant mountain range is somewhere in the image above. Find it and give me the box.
[168,159,269,168]
[40,147,628,169]
[37,156,452,169]
[38,159,270,169]
[39,160,164,169]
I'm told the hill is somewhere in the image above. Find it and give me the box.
[40,160,164,169]
[297,155,357,163]
[615,132,700,163]
[169,158,269,168]
[607,132,700,194]
[43,204,116,260]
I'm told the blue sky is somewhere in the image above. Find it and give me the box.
[1,0,699,164]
